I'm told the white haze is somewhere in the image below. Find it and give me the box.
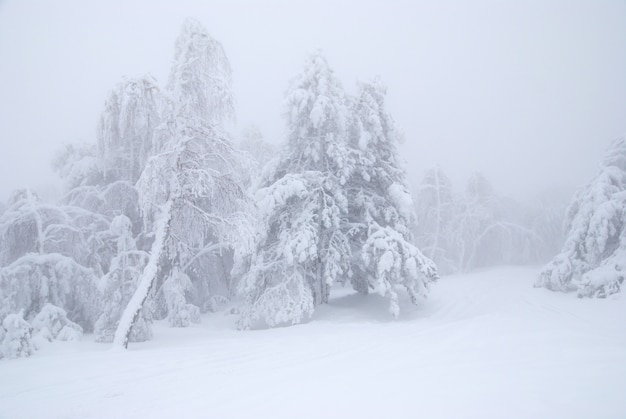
[0,0,624,202]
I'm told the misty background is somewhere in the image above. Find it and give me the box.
[0,0,624,203]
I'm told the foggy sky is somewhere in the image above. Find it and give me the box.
[0,0,624,203]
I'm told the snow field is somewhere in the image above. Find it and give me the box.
[0,266,624,419]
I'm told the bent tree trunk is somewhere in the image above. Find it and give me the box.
[113,201,173,349]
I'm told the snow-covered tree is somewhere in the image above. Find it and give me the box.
[53,143,102,189]
[346,78,437,316]
[238,124,277,174]
[414,166,456,274]
[1,312,34,359]
[0,189,118,333]
[411,171,547,274]
[97,75,163,183]
[114,19,251,348]
[168,17,234,124]
[114,124,251,346]
[537,137,626,297]
[94,216,151,342]
[239,52,353,328]
[0,252,99,332]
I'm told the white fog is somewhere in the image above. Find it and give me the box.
[0,1,624,418]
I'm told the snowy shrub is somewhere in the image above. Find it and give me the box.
[163,268,201,327]
[1,312,34,359]
[31,304,83,342]
[537,137,626,297]
[0,253,99,332]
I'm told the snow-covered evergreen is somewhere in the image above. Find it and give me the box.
[346,79,437,316]
[239,58,437,327]
[239,52,353,328]
[537,137,626,297]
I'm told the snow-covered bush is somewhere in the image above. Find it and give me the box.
[537,137,626,297]
[162,268,200,327]
[1,312,34,359]
[31,304,83,342]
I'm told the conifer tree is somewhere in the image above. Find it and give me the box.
[346,78,437,316]
[239,52,353,328]
[537,137,626,297]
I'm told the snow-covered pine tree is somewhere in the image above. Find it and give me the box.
[114,19,252,347]
[346,78,437,317]
[238,52,353,328]
[97,75,163,183]
[414,166,456,274]
[537,137,626,297]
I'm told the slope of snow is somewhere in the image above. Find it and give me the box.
[0,267,624,418]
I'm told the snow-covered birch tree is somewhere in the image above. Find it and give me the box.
[113,19,252,347]
[97,75,163,183]
[414,166,456,274]
[0,189,105,331]
[167,17,234,125]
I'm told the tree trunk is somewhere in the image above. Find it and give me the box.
[113,200,173,349]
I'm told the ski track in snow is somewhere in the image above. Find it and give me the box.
[0,267,624,419]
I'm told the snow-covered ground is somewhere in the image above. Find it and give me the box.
[1,266,624,419]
